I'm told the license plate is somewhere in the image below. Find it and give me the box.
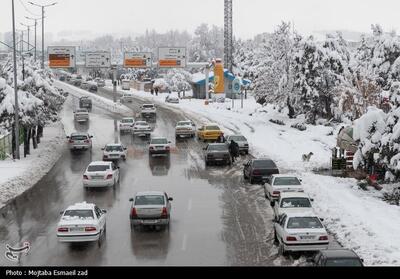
[156,146,164,150]
[215,158,223,161]
[70,227,84,232]
[143,220,158,224]
[110,154,119,157]
[93,176,104,179]
[300,236,315,240]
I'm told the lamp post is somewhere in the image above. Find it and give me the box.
[20,22,35,55]
[25,16,41,61]
[11,0,20,159]
[28,1,57,69]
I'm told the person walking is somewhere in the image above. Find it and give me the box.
[217,134,225,143]
[229,140,239,163]
[155,87,159,96]
[150,88,154,95]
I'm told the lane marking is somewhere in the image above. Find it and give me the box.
[181,234,188,251]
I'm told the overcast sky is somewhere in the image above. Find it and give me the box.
[1,0,400,39]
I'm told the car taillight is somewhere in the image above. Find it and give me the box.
[273,191,281,196]
[58,227,68,232]
[106,174,113,179]
[319,236,328,241]
[253,170,261,175]
[286,236,297,241]
[131,207,138,218]
[83,175,89,180]
[166,146,170,150]
[69,140,74,143]
[85,227,97,232]
[161,207,168,218]
[84,140,90,143]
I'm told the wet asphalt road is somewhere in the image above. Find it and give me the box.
[0,84,335,266]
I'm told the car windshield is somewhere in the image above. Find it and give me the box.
[87,165,109,172]
[286,217,323,229]
[281,198,311,208]
[135,195,165,206]
[76,109,87,113]
[206,126,220,130]
[229,136,246,141]
[63,210,94,219]
[71,135,88,140]
[122,119,134,123]
[325,259,363,267]
[208,145,228,151]
[274,177,301,185]
[151,139,168,144]
[177,122,192,126]
[136,122,148,126]
[105,145,123,152]
[253,160,276,168]
[143,105,154,109]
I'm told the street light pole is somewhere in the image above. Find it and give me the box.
[25,17,40,62]
[29,2,57,69]
[12,0,20,159]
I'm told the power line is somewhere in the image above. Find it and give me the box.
[18,0,41,17]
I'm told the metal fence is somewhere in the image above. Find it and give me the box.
[0,132,12,160]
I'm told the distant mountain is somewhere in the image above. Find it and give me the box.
[312,29,367,42]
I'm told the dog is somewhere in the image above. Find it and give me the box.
[302,152,314,162]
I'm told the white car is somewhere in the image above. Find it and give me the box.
[83,161,120,189]
[67,132,93,151]
[133,121,152,137]
[165,95,180,104]
[274,212,329,255]
[102,143,127,161]
[140,104,157,119]
[263,174,304,201]
[120,92,134,103]
[74,109,89,123]
[175,120,196,139]
[57,202,107,244]
[119,117,135,133]
[270,192,315,221]
[149,137,171,156]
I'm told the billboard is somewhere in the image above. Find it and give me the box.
[85,52,111,68]
[214,60,224,94]
[124,52,152,68]
[158,47,186,68]
[48,46,76,68]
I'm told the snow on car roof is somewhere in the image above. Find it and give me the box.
[88,161,112,166]
[136,191,165,196]
[71,132,89,136]
[105,143,123,146]
[284,211,321,218]
[272,174,300,178]
[279,192,310,199]
[67,201,95,210]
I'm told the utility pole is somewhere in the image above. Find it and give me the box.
[12,0,20,159]
[224,0,233,73]
[25,17,40,61]
[20,23,35,55]
[29,1,57,69]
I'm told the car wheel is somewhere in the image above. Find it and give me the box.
[273,230,279,244]
[250,177,255,184]
[279,242,289,257]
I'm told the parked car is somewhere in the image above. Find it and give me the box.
[120,92,134,103]
[149,137,171,157]
[74,108,89,123]
[309,249,364,266]
[79,96,92,111]
[225,134,249,154]
[102,143,127,161]
[165,95,180,104]
[88,82,98,93]
[140,104,157,119]
[263,174,304,201]
[204,143,232,166]
[197,123,224,142]
[273,212,329,255]
[243,158,280,184]
[133,121,152,137]
[67,132,93,151]
[57,202,107,244]
[94,78,106,87]
[129,191,173,231]
[175,120,196,139]
[73,79,82,87]
[83,161,120,189]
[270,192,315,221]
[122,79,131,90]
[80,81,90,90]
[119,117,135,133]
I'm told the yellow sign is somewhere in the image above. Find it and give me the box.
[214,61,224,94]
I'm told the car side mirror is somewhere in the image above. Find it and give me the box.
[90,136,93,138]
[310,199,314,202]
[60,211,64,215]
[168,141,171,143]
[168,197,173,201]
[101,148,105,150]
[66,136,70,139]
[270,201,275,207]
[129,198,133,202]
[361,259,364,263]
[320,218,324,222]
[299,179,303,182]
[102,210,107,214]
[124,148,127,150]
[203,148,207,150]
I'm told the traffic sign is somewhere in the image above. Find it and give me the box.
[85,52,111,68]
[232,77,241,94]
[124,52,152,68]
[48,46,76,68]
[158,47,186,68]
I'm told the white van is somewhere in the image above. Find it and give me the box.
[122,79,131,90]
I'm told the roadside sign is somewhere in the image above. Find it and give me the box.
[232,77,241,94]
[48,46,76,68]
[158,47,186,68]
[124,52,152,68]
[214,59,224,94]
[85,52,111,68]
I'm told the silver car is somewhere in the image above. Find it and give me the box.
[226,134,249,154]
[129,191,173,231]
[67,132,93,151]
[74,109,89,123]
